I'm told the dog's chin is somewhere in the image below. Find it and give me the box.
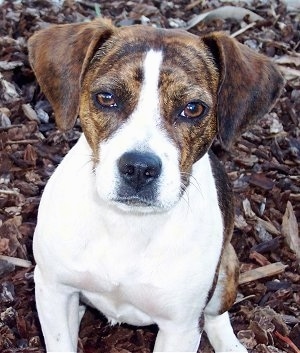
[110,196,175,214]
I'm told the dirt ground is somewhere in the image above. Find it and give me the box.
[0,0,299,352]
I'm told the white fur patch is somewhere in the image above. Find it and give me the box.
[34,136,225,352]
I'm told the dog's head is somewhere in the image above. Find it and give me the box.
[28,19,283,212]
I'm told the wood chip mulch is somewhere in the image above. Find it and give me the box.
[0,0,299,352]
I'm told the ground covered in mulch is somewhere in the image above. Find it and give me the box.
[0,0,299,352]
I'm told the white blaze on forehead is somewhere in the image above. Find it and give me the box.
[132,49,163,127]
[96,48,182,209]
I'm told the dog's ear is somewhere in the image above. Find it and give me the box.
[202,33,284,147]
[28,19,115,131]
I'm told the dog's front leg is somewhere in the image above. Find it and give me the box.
[34,266,80,352]
[153,324,201,352]
[204,312,247,353]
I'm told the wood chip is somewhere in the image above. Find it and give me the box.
[249,251,271,266]
[251,237,281,254]
[282,201,300,258]
[249,173,275,190]
[0,60,23,70]
[186,5,263,30]
[22,104,39,122]
[0,255,32,268]
[239,262,288,284]
[257,217,281,236]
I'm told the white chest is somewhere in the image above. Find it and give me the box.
[75,227,217,326]
[34,137,224,327]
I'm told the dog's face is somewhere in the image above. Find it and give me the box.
[28,19,283,212]
[80,27,219,211]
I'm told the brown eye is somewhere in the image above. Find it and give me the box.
[180,101,208,120]
[95,92,117,108]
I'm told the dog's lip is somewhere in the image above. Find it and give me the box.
[112,196,156,208]
[110,196,177,214]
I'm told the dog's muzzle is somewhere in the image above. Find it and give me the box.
[116,151,162,206]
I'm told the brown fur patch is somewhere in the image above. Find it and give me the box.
[80,27,220,173]
[80,48,144,159]
[202,32,284,147]
[218,243,240,314]
[157,41,219,181]
[28,19,115,131]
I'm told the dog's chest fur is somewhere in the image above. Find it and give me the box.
[35,134,224,326]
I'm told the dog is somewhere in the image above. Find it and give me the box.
[28,18,283,352]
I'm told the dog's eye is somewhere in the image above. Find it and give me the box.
[180,101,208,120]
[95,92,117,108]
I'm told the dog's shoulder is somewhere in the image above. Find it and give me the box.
[208,151,234,243]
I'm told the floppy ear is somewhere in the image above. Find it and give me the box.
[202,32,284,147]
[28,18,115,131]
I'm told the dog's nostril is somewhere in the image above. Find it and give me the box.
[145,167,158,178]
[118,151,162,190]
[123,165,135,176]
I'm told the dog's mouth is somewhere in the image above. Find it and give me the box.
[114,196,154,207]
[111,194,174,213]
[112,196,161,212]
[109,176,187,213]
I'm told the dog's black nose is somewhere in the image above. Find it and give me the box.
[118,151,162,190]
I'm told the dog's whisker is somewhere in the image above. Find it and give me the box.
[180,172,204,200]
[179,182,195,216]
[77,154,96,174]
